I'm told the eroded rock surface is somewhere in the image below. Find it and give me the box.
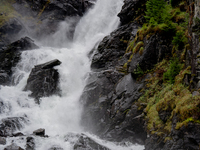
[0,37,39,85]
[24,59,61,102]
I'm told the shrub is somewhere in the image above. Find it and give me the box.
[172,30,187,50]
[145,0,172,25]
[163,58,182,84]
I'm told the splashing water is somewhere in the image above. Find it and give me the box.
[0,0,144,149]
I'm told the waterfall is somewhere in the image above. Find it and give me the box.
[0,0,144,149]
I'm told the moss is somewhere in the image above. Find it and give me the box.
[139,47,144,55]
[176,117,200,129]
[123,109,130,115]
[133,41,144,54]
[171,7,187,23]
[146,104,164,132]
[138,56,200,138]
[126,40,135,53]
[163,58,182,84]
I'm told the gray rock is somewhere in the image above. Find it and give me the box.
[0,117,27,137]
[118,0,147,25]
[4,143,24,150]
[26,137,35,150]
[129,34,172,78]
[48,146,63,150]
[0,137,6,145]
[91,22,140,70]
[0,37,39,85]
[33,128,45,137]
[74,134,110,150]
[24,59,61,103]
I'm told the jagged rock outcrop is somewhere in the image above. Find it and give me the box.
[81,0,148,144]
[0,18,26,49]
[0,37,39,85]
[0,117,27,137]
[12,0,94,40]
[74,134,110,150]
[24,59,61,103]
[91,22,140,70]
[4,144,24,150]
[129,34,172,78]
[26,137,35,150]
[118,0,147,25]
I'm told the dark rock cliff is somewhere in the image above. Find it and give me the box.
[0,0,94,49]
[81,0,148,145]
[81,0,200,149]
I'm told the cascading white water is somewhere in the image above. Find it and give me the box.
[0,0,144,149]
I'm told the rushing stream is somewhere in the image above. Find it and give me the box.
[0,0,144,149]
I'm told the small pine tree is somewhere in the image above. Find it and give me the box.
[145,0,168,24]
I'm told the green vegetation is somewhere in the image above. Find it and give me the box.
[138,59,200,136]
[122,0,200,142]
[133,65,144,77]
[145,0,170,25]
[163,58,182,84]
[172,30,187,50]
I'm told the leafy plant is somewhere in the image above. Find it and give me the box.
[133,65,144,77]
[172,30,187,50]
[163,58,182,84]
[145,0,172,25]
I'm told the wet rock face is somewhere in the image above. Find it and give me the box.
[118,0,147,25]
[91,22,140,70]
[81,72,147,144]
[73,134,110,150]
[4,144,24,150]
[24,0,93,17]
[26,137,35,150]
[0,18,26,49]
[13,0,94,40]
[0,37,39,85]
[24,59,61,102]
[33,128,45,137]
[0,117,27,137]
[81,2,147,144]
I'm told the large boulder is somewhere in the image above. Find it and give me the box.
[4,144,24,150]
[0,18,26,49]
[0,117,27,137]
[73,134,110,150]
[0,37,39,85]
[24,59,61,103]
[26,137,35,150]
